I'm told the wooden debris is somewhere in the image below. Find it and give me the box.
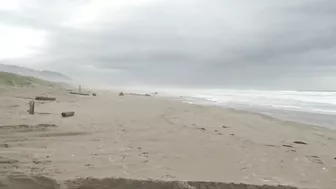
[128,93,151,97]
[222,126,229,128]
[35,96,56,101]
[308,156,323,165]
[70,92,90,96]
[293,141,308,145]
[283,145,293,148]
[62,112,75,117]
[28,101,35,115]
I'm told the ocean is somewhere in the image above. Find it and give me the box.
[157,88,336,130]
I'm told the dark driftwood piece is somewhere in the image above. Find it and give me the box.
[293,141,308,145]
[28,101,35,115]
[62,112,75,117]
[35,96,56,101]
[70,92,90,96]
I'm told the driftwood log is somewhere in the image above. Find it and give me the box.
[70,92,90,96]
[28,101,35,115]
[35,96,56,101]
[62,112,75,117]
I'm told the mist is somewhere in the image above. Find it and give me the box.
[1,0,336,90]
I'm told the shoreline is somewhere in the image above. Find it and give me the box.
[1,87,336,189]
[167,95,329,132]
[172,95,336,131]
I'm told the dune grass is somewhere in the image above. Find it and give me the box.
[0,71,55,87]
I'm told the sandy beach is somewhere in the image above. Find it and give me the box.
[0,86,336,189]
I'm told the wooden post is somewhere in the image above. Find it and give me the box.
[29,101,35,115]
[62,112,75,117]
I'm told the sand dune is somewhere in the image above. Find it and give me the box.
[0,87,335,189]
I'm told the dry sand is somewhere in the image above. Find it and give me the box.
[0,86,335,189]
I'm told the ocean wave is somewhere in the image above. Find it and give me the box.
[176,89,336,115]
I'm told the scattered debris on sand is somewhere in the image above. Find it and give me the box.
[308,156,323,165]
[62,112,75,118]
[70,92,90,96]
[293,141,308,145]
[35,96,56,101]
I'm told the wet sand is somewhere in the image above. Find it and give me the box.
[0,86,335,189]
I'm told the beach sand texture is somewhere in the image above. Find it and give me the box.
[0,87,335,189]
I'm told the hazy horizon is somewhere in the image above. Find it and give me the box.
[1,0,336,90]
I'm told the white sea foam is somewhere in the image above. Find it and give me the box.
[159,88,336,115]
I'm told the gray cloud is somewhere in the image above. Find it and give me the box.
[1,0,336,89]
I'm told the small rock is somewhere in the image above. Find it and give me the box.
[214,130,219,132]
[294,141,308,145]
[199,128,206,131]
[32,160,42,164]
[3,144,9,148]
[92,93,97,96]
[230,133,235,136]
[85,164,91,167]
[119,92,124,96]
[222,126,229,128]
[283,145,293,148]
[334,157,336,160]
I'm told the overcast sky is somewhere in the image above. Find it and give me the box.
[0,0,336,89]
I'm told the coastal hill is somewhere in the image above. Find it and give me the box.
[0,63,71,83]
[0,71,57,87]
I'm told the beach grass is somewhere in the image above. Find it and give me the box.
[0,71,55,87]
